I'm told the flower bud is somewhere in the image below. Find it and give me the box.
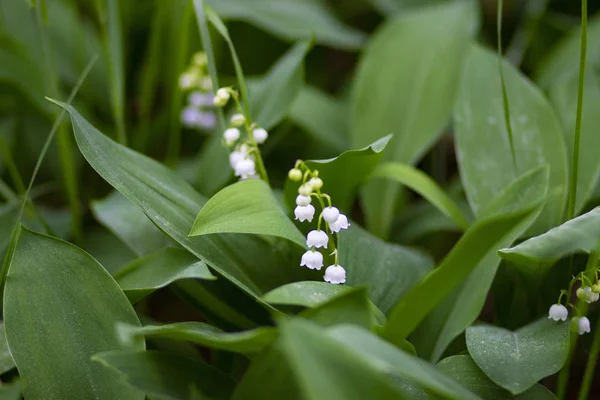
[193,52,208,66]
[288,168,302,181]
[223,128,240,145]
[592,282,600,294]
[296,195,311,206]
[231,113,245,127]
[253,128,268,144]
[298,183,313,196]
[309,177,323,190]
[213,88,230,107]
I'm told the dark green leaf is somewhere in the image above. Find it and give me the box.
[466,319,570,394]
[263,281,353,308]
[114,247,215,303]
[0,380,21,400]
[352,2,476,237]
[299,287,375,329]
[454,44,568,236]
[118,322,276,354]
[189,179,305,247]
[94,350,235,400]
[0,323,15,375]
[205,0,365,50]
[4,228,144,399]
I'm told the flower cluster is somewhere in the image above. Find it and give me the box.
[179,52,216,130]
[548,271,599,335]
[289,162,350,284]
[213,87,269,181]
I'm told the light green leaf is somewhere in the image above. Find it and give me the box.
[205,0,365,50]
[352,1,475,237]
[92,190,171,256]
[284,135,391,213]
[369,162,470,231]
[499,207,600,273]
[263,281,353,308]
[383,189,544,344]
[4,228,144,400]
[438,355,558,400]
[0,380,21,400]
[548,72,600,213]
[94,350,235,400]
[466,319,570,394]
[0,324,15,375]
[454,44,568,236]
[118,322,277,354]
[423,166,549,362]
[289,85,349,152]
[339,223,434,315]
[114,247,216,303]
[326,324,482,400]
[53,101,311,302]
[251,40,312,130]
[299,287,375,329]
[189,179,305,247]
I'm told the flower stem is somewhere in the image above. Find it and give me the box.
[232,96,269,184]
[567,0,588,220]
[578,312,600,400]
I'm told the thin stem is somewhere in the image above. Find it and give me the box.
[578,312,600,400]
[497,0,517,171]
[567,0,588,220]
[0,137,26,195]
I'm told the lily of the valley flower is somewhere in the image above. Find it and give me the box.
[253,128,268,144]
[224,128,241,145]
[577,286,599,303]
[329,214,350,233]
[324,265,346,284]
[309,177,323,190]
[288,168,302,181]
[296,195,311,206]
[306,230,328,248]
[573,316,591,335]
[295,205,316,222]
[213,88,230,107]
[322,207,340,224]
[548,304,568,321]
[231,113,246,127]
[300,250,324,270]
[188,91,214,107]
[234,158,256,180]
[298,184,313,196]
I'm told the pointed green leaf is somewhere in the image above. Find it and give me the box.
[454,44,568,236]
[205,0,365,50]
[117,322,276,354]
[299,287,375,329]
[4,228,144,400]
[0,323,15,375]
[190,179,305,247]
[352,2,476,237]
[114,247,216,303]
[499,207,600,273]
[466,319,570,394]
[263,281,353,308]
[94,350,235,400]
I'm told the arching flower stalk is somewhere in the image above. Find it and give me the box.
[212,86,269,183]
[178,52,216,131]
[288,161,350,284]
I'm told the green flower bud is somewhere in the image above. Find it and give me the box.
[309,177,323,190]
[288,168,302,181]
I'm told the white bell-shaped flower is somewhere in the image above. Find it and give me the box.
[253,128,268,144]
[231,113,245,127]
[548,304,568,321]
[295,205,315,222]
[329,214,350,233]
[306,230,328,248]
[213,88,230,107]
[181,106,201,127]
[223,128,240,145]
[296,195,311,206]
[574,316,591,335]
[324,265,346,284]
[300,250,324,270]
[234,158,256,179]
[578,287,600,303]
[188,91,213,106]
[322,207,340,224]
[229,151,245,169]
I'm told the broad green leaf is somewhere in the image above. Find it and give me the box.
[454,44,568,236]
[54,101,311,302]
[289,85,349,152]
[92,190,171,256]
[438,355,558,400]
[352,2,475,237]
[82,226,136,273]
[114,247,215,303]
[339,223,434,315]
[548,72,600,213]
[118,322,276,354]
[0,381,21,400]
[279,319,411,400]
[368,0,448,15]
[263,281,353,308]
[299,287,375,329]
[205,0,365,50]
[283,135,391,213]
[94,350,235,400]
[383,192,544,343]
[499,207,600,273]
[4,228,144,400]
[250,40,312,130]
[466,319,570,394]
[369,162,470,231]
[422,166,550,362]
[0,323,15,375]
[326,324,482,400]
[190,179,305,247]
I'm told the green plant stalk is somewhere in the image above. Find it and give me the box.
[578,312,600,400]
[497,0,517,171]
[557,249,597,399]
[567,0,588,221]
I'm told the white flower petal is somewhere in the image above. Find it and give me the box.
[296,195,311,206]
[253,128,268,144]
[300,250,324,270]
[322,207,340,224]
[324,265,346,284]
[548,304,568,321]
[306,230,328,248]
[294,205,315,222]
